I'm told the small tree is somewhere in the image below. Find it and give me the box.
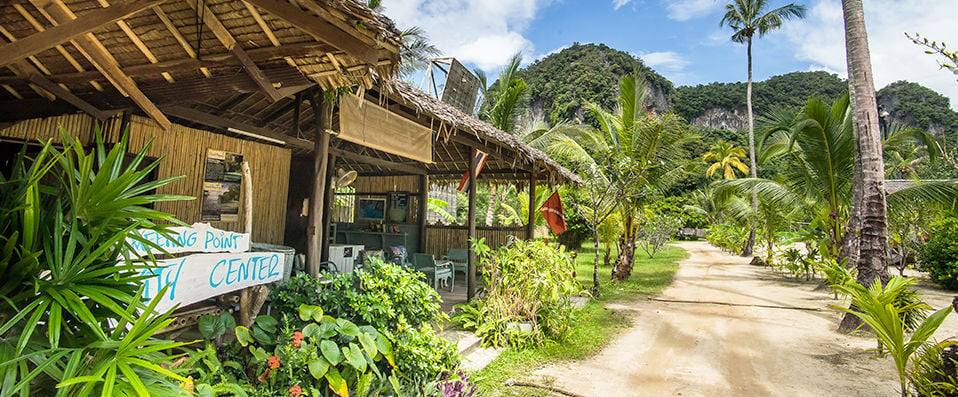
[636,214,680,258]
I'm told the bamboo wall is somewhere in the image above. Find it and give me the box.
[423,226,528,257]
[0,113,292,244]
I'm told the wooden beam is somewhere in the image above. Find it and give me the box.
[9,60,110,120]
[0,0,165,68]
[419,174,428,252]
[187,1,284,102]
[0,42,345,84]
[467,147,478,301]
[306,90,330,277]
[244,0,380,65]
[527,171,536,240]
[31,0,171,130]
[161,105,312,150]
[329,147,428,175]
[320,153,337,263]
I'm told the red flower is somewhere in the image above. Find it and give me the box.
[288,385,302,397]
[293,339,302,348]
[292,331,305,341]
[267,355,281,369]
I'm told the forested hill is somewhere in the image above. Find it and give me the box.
[515,43,673,125]
[511,43,958,140]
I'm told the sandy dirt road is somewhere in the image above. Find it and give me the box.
[534,241,958,397]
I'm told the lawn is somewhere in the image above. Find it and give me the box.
[473,242,689,396]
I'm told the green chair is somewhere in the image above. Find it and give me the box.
[412,253,454,292]
[442,248,469,281]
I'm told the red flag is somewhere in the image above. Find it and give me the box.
[538,192,567,234]
[456,151,488,191]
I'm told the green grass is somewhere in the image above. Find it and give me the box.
[473,242,688,396]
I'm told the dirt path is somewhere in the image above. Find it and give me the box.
[534,241,958,397]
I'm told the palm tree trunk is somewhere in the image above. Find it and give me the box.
[838,0,890,334]
[485,184,498,226]
[741,36,758,257]
[593,229,601,297]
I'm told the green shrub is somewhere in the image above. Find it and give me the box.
[312,260,458,382]
[265,273,326,326]
[706,222,748,252]
[911,341,958,396]
[0,132,193,396]
[920,214,958,290]
[453,238,581,349]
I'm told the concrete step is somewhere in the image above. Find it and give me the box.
[443,329,502,372]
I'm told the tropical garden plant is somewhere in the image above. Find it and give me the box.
[703,140,749,179]
[0,131,194,396]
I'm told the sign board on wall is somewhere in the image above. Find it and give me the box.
[202,149,243,222]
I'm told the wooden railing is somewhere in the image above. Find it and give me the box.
[422,225,528,257]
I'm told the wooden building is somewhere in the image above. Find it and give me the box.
[0,0,579,311]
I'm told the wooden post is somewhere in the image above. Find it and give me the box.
[306,89,331,277]
[239,161,253,326]
[467,148,478,301]
[320,154,337,263]
[527,170,536,240]
[419,174,428,253]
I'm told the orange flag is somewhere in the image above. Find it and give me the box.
[538,191,567,234]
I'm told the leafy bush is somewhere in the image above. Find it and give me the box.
[265,273,326,325]
[832,277,950,397]
[0,132,194,396]
[232,304,402,397]
[706,222,748,252]
[920,214,958,290]
[636,215,680,258]
[911,341,958,396]
[312,259,458,382]
[453,238,581,348]
[648,196,708,229]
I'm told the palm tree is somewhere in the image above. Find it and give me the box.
[548,73,696,281]
[721,0,806,256]
[839,0,890,333]
[478,53,528,226]
[703,141,750,179]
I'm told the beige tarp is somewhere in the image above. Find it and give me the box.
[339,95,433,163]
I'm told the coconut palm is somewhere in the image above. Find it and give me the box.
[478,53,528,226]
[548,73,696,281]
[398,26,441,78]
[721,0,806,256]
[839,0,889,333]
[703,141,750,179]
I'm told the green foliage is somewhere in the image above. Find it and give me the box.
[878,81,958,145]
[0,130,194,397]
[832,277,949,397]
[812,257,856,298]
[920,214,958,290]
[911,341,958,397]
[706,222,749,253]
[232,304,402,397]
[501,43,673,127]
[199,312,238,341]
[648,196,708,229]
[554,190,592,250]
[265,274,326,326]
[673,71,847,121]
[453,238,581,349]
[636,214,680,259]
[312,259,458,382]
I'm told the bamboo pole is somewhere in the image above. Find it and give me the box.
[320,153,337,263]
[467,148,478,300]
[419,174,428,252]
[527,170,536,240]
[307,89,330,277]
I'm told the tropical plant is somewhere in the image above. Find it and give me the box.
[312,259,458,382]
[398,26,441,78]
[908,32,958,77]
[234,304,402,397]
[832,277,950,397]
[812,257,856,298]
[635,214,680,259]
[452,238,580,348]
[427,198,457,224]
[703,140,750,179]
[910,341,958,396]
[919,213,958,290]
[720,0,807,256]
[264,274,326,326]
[547,72,696,281]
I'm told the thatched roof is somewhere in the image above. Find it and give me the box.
[0,0,402,128]
[384,79,582,185]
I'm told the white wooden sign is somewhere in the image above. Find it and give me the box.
[139,251,284,313]
[127,223,250,257]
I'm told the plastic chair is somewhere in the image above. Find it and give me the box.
[412,253,454,292]
[442,248,469,280]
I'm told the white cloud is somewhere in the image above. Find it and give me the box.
[612,0,633,10]
[378,0,549,72]
[638,51,690,71]
[780,0,958,109]
[664,0,723,21]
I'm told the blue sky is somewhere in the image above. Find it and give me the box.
[381,0,957,109]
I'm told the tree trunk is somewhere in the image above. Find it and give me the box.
[592,229,601,297]
[612,235,635,282]
[603,242,612,268]
[741,36,758,257]
[485,184,498,226]
[839,0,890,334]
